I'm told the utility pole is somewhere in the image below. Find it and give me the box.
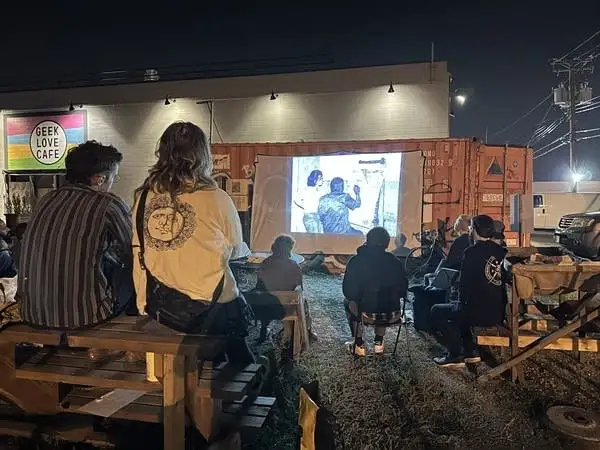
[568,68,576,170]
[550,53,596,174]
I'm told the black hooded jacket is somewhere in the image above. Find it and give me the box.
[459,239,508,326]
[342,245,408,314]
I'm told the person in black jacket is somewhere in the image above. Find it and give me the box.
[410,215,471,331]
[430,215,507,367]
[342,227,408,356]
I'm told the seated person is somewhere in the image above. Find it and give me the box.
[411,215,471,331]
[342,227,408,356]
[9,222,27,269]
[19,141,133,334]
[430,214,508,367]
[424,214,471,285]
[256,234,316,341]
[391,233,411,258]
[0,222,17,279]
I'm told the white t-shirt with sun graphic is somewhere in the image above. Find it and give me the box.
[132,187,244,313]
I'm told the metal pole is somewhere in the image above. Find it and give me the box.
[568,66,576,173]
[430,42,435,83]
[485,126,488,144]
[208,101,214,144]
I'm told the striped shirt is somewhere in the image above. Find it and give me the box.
[18,184,132,329]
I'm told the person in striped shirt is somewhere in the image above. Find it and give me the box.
[18,141,134,333]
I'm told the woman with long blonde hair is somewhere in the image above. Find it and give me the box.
[132,121,255,363]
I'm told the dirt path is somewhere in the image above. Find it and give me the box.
[249,272,600,449]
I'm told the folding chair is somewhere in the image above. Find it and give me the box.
[351,297,406,356]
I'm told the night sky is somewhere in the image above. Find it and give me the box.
[3,3,600,181]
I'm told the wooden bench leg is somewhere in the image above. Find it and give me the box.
[293,319,302,359]
[188,358,222,440]
[163,354,186,450]
[297,300,310,354]
[283,319,295,359]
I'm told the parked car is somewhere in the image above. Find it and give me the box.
[554,212,600,259]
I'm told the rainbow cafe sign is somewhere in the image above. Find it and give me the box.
[4,110,87,172]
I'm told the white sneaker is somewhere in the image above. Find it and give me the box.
[374,342,384,355]
[345,341,367,357]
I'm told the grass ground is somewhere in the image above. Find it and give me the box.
[1,271,599,449]
[246,272,600,450]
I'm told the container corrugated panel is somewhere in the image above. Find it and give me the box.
[212,139,532,248]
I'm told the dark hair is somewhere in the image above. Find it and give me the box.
[271,234,295,258]
[472,215,495,239]
[330,177,345,193]
[492,220,505,240]
[65,140,122,185]
[139,121,216,200]
[366,227,390,248]
[15,223,27,239]
[307,170,323,187]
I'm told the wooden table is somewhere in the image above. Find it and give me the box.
[477,262,600,382]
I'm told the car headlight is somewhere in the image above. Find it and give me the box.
[570,217,595,228]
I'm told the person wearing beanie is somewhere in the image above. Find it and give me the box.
[430,214,508,367]
[342,227,408,356]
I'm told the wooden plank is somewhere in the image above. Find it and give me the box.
[222,404,271,417]
[163,353,186,450]
[16,364,161,391]
[62,395,162,423]
[67,330,225,358]
[231,396,276,407]
[477,334,600,351]
[479,306,600,382]
[197,379,249,400]
[221,413,267,429]
[21,349,146,374]
[0,419,37,438]
[65,387,163,407]
[193,355,222,440]
[0,324,63,345]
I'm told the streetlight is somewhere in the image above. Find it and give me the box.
[571,171,583,183]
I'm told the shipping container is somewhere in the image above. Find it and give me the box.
[212,138,533,251]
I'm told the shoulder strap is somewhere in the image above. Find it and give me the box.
[135,188,150,270]
[135,188,224,304]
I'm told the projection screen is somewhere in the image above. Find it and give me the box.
[251,151,424,255]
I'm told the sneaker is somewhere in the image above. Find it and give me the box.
[433,354,465,367]
[374,342,384,355]
[345,341,367,357]
[464,351,481,364]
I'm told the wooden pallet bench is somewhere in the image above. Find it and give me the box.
[0,316,275,450]
[245,290,310,358]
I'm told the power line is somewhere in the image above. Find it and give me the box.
[533,141,568,159]
[556,28,600,62]
[527,102,553,147]
[533,133,568,154]
[490,93,552,138]
[530,115,566,146]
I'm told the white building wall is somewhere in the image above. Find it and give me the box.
[0,62,449,210]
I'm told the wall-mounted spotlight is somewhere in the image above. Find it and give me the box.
[388,82,395,94]
[68,103,83,111]
[164,96,171,105]
[270,91,278,100]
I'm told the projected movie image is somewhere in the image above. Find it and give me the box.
[291,153,402,237]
